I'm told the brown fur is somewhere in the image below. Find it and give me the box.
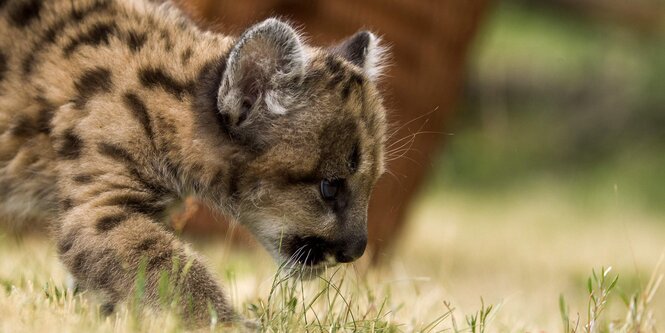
[0,0,387,325]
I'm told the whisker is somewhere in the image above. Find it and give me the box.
[387,118,431,150]
[387,130,451,151]
[386,107,439,141]
[386,135,416,156]
[385,118,431,165]
[387,154,423,167]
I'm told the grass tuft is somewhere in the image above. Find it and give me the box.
[560,262,663,333]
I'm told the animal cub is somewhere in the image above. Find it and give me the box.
[0,0,387,324]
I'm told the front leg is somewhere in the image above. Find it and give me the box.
[57,196,235,324]
[53,144,234,325]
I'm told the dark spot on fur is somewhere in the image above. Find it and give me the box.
[57,228,79,254]
[8,0,42,27]
[139,67,195,100]
[325,55,342,74]
[100,193,165,217]
[342,73,364,100]
[71,251,89,275]
[36,106,55,133]
[73,67,112,109]
[71,0,111,21]
[21,54,36,76]
[0,52,7,83]
[63,22,117,57]
[97,142,134,165]
[325,56,355,90]
[100,302,115,316]
[21,0,113,75]
[61,198,74,211]
[135,175,170,198]
[125,30,147,52]
[135,237,158,252]
[57,238,73,255]
[147,249,172,270]
[57,129,83,159]
[341,83,351,100]
[0,0,8,10]
[22,20,68,74]
[122,92,153,142]
[73,173,94,183]
[43,22,65,44]
[97,142,170,196]
[9,115,37,137]
[96,213,127,232]
[180,47,193,65]
[159,30,173,51]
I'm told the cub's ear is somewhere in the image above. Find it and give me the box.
[217,18,306,128]
[331,31,388,81]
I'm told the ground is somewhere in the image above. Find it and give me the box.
[0,183,663,332]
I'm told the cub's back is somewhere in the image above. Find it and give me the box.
[0,0,229,223]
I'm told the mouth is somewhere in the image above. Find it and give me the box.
[277,236,339,279]
[280,262,337,280]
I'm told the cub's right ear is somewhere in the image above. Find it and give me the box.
[217,18,306,130]
[331,31,388,81]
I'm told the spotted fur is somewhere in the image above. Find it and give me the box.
[0,0,388,326]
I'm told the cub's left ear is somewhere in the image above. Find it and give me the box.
[217,18,306,128]
[331,31,388,81]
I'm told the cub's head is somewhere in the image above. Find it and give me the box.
[216,19,387,276]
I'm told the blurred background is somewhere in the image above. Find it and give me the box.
[2,0,664,331]
[442,0,665,215]
[174,0,665,259]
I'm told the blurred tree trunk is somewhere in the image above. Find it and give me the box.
[173,0,491,261]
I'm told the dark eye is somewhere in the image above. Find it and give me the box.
[320,179,342,200]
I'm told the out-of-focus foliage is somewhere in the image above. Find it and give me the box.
[431,1,665,212]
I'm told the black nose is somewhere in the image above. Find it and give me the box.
[335,235,367,263]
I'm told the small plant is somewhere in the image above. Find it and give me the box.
[586,266,619,333]
[444,298,494,333]
[560,262,663,333]
[614,257,663,333]
[246,262,407,332]
[560,266,618,333]
[43,281,68,304]
[466,298,494,333]
[559,293,579,333]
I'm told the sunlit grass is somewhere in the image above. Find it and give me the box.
[0,186,663,332]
